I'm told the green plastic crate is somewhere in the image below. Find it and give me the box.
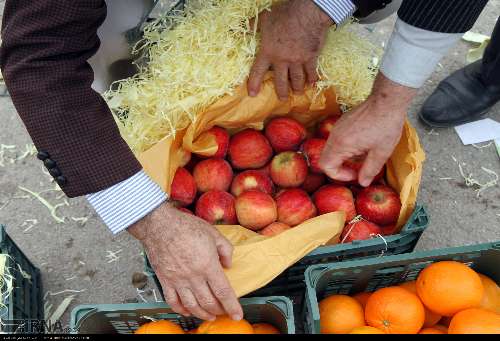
[303,241,500,334]
[145,205,428,302]
[0,225,43,333]
[70,296,295,334]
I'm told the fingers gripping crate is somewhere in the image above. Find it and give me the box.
[145,205,429,302]
[303,241,500,334]
[0,225,43,333]
[70,296,295,334]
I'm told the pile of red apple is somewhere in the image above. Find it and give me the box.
[170,116,402,242]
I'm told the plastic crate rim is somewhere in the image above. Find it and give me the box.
[304,241,499,289]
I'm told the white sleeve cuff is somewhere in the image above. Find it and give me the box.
[380,18,463,88]
[313,0,357,26]
[86,170,167,234]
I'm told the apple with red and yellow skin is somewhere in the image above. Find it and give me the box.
[193,158,233,193]
[197,126,230,158]
[313,185,357,221]
[195,191,237,225]
[302,173,326,194]
[170,167,197,206]
[229,129,273,170]
[270,152,308,188]
[316,115,341,139]
[265,117,307,153]
[340,220,383,243]
[235,190,277,230]
[231,170,274,197]
[301,138,327,174]
[256,163,271,177]
[259,222,291,237]
[380,224,398,236]
[356,185,401,225]
[276,189,317,226]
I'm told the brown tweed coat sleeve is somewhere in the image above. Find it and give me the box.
[0,0,142,198]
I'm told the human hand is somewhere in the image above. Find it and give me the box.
[128,202,242,321]
[319,74,418,186]
[248,0,333,101]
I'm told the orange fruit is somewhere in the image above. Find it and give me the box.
[365,286,425,334]
[319,295,365,334]
[349,326,384,334]
[448,308,500,334]
[478,274,500,314]
[398,280,442,327]
[353,292,372,310]
[134,320,185,334]
[252,323,280,334]
[419,327,446,334]
[416,261,484,316]
[197,315,254,334]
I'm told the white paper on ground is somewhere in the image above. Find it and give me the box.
[454,118,500,145]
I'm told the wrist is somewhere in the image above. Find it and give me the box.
[128,201,173,242]
[368,73,417,114]
[302,0,334,28]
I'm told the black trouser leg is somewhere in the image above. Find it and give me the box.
[481,17,500,87]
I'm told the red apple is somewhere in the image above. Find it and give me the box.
[228,129,273,170]
[256,163,271,177]
[178,207,194,215]
[301,138,326,174]
[302,173,326,194]
[356,185,401,225]
[313,185,357,221]
[170,167,197,206]
[276,189,317,226]
[340,220,383,243]
[265,117,307,152]
[195,191,237,225]
[270,152,308,188]
[380,224,398,236]
[317,115,340,139]
[235,190,277,230]
[193,158,233,193]
[197,126,230,158]
[259,222,291,237]
[231,170,274,197]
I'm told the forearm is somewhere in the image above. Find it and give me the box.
[370,73,418,110]
[0,0,141,197]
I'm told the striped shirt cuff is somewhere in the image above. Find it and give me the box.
[86,170,167,234]
[313,0,357,25]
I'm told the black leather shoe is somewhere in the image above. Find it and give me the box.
[419,60,500,128]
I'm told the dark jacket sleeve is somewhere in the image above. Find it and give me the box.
[398,0,489,33]
[0,0,142,198]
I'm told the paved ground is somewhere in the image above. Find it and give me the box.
[0,0,499,331]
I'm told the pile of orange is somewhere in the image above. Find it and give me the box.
[134,315,280,334]
[319,261,500,334]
